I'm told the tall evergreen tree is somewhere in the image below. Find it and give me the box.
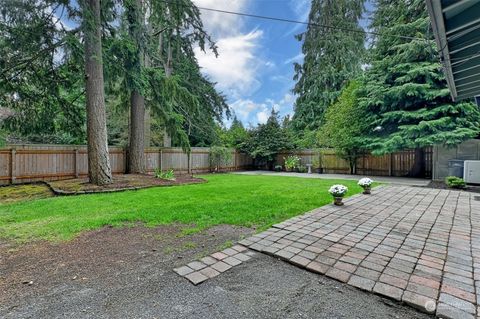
[108,0,228,156]
[244,110,293,169]
[359,0,480,176]
[0,0,85,144]
[146,0,228,149]
[292,0,365,131]
[221,116,248,148]
[125,0,147,173]
[81,0,112,184]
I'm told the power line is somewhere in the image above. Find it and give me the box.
[159,0,426,42]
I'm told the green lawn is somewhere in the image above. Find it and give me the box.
[0,174,371,243]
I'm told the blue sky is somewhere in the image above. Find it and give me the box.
[193,0,374,127]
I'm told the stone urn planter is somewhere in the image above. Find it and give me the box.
[333,197,344,206]
[329,185,348,206]
[358,177,373,195]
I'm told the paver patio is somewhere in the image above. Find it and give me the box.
[176,185,480,319]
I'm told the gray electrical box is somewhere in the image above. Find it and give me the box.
[448,159,465,178]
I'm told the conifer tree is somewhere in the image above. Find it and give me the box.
[360,0,480,176]
[244,110,293,169]
[292,0,365,132]
[81,0,113,184]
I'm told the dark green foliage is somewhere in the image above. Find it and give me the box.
[292,0,365,132]
[0,0,228,147]
[319,81,368,173]
[142,0,229,148]
[0,0,86,144]
[243,110,294,167]
[274,165,282,172]
[220,116,248,149]
[209,146,232,172]
[445,176,466,189]
[359,0,480,154]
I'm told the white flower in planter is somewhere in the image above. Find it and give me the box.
[358,177,373,187]
[328,184,348,197]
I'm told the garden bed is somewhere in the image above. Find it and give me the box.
[47,174,206,195]
[425,180,480,193]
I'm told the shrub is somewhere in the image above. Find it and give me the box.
[297,165,307,173]
[445,176,466,189]
[154,168,175,180]
[284,155,300,171]
[209,146,232,172]
[274,165,283,172]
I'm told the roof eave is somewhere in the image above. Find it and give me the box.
[426,0,458,101]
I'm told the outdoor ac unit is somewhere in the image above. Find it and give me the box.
[464,161,480,184]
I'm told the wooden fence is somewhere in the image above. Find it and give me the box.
[0,144,432,185]
[0,145,253,185]
[276,147,433,178]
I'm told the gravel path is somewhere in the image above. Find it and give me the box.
[0,225,431,319]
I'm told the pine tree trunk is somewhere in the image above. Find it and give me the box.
[144,108,151,147]
[83,0,112,185]
[127,0,146,174]
[409,148,425,177]
[129,90,146,173]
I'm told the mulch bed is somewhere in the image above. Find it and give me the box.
[425,180,480,193]
[47,174,206,195]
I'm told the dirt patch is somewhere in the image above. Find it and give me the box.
[47,174,205,195]
[0,224,431,319]
[425,180,480,193]
[0,224,253,307]
[0,183,53,204]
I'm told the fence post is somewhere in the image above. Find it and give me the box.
[123,148,128,173]
[74,149,79,178]
[159,149,163,172]
[234,150,237,171]
[389,153,393,176]
[10,148,16,184]
[188,151,192,174]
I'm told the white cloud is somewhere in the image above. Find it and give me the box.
[284,53,304,65]
[285,0,310,36]
[256,110,269,124]
[192,0,249,38]
[193,0,270,99]
[194,30,264,98]
[230,99,263,120]
[230,93,296,125]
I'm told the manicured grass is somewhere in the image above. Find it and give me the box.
[0,174,372,242]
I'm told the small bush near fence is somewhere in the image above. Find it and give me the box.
[445,176,466,189]
[209,146,232,172]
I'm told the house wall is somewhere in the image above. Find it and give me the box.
[432,139,480,180]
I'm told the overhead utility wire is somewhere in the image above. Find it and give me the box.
[159,0,426,42]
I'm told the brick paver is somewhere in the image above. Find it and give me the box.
[238,186,480,318]
[174,247,257,285]
[173,185,479,318]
